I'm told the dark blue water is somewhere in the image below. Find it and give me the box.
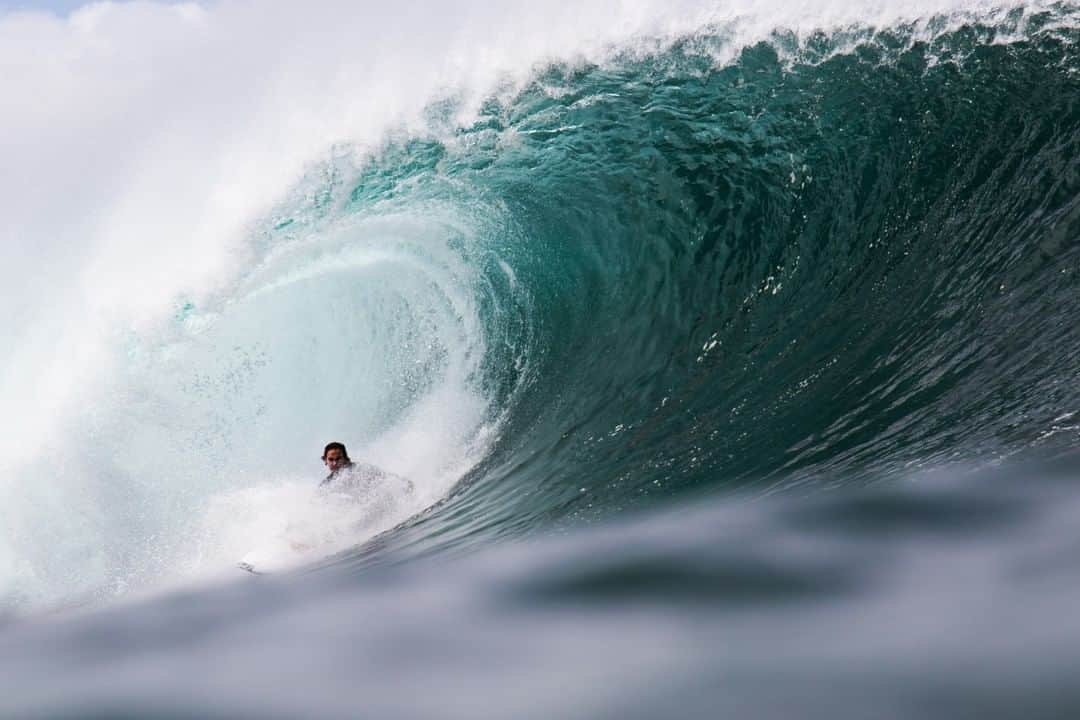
[2,4,1080,717]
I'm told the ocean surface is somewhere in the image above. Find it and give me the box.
[1,0,1079,717]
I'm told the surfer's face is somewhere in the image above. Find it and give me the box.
[323,448,348,472]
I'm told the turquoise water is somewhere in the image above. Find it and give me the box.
[341,7,1080,545]
[1,3,1080,717]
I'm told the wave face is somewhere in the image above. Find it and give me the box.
[1,1,1080,714]
[367,6,1080,551]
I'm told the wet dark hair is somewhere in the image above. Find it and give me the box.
[322,442,350,461]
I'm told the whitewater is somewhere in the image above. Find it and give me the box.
[1,0,1079,717]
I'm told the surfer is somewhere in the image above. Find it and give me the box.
[321,441,415,495]
[321,441,354,484]
[321,440,416,498]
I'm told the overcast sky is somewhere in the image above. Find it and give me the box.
[0,0,188,15]
[1,0,103,13]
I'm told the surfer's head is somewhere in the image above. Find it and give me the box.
[322,442,351,474]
